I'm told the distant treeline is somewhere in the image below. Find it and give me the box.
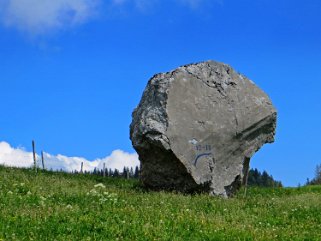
[72,166,140,179]
[72,165,283,187]
[247,168,283,187]
[306,164,321,185]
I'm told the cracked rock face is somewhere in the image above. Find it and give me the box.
[130,61,277,197]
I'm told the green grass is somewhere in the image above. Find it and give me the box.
[1,165,321,240]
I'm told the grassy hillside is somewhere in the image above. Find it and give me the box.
[0,166,321,241]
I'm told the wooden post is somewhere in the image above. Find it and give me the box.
[80,162,83,173]
[41,151,45,170]
[32,140,37,172]
[103,163,106,177]
[243,157,250,198]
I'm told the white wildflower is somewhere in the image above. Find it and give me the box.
[89,189,98,195]
[99,197,107,203]
[94,183,106,189]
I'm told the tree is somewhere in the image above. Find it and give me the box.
[261,171,270,187]
[315,164,321,183]
[247,168,282,187]
[122,167,127,178]
[134,166,139,179]
[113,169,120,177]
[307,164,321,185]
[122,167,130,179]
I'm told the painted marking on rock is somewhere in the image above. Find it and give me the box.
[195,144,212,151]
[194,152,212,166]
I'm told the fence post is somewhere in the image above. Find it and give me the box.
[243,157,250,198]
[41,151,45,170]
[80,162,83,173]
[103,163,106,177]
[32,140,37,173]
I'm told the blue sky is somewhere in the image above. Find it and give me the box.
[0,0,320,186]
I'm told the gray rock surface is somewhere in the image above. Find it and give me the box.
[130,61,277,197]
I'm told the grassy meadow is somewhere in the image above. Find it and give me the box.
[0,165,321,240]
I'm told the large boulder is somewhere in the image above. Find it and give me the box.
[130,61,276,197]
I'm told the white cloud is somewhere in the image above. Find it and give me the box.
[94,150,140,171]
[0,141,139,172]
[0,0,100,34]
[0,142,33,168]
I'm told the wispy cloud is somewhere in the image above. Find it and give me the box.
[178,0,222,9]
[111,0,159,13]
[0,141,139,172]
[178,0,203,8]
[112,0,215,12]
[0,0,100,35]
[0,0,220,35]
